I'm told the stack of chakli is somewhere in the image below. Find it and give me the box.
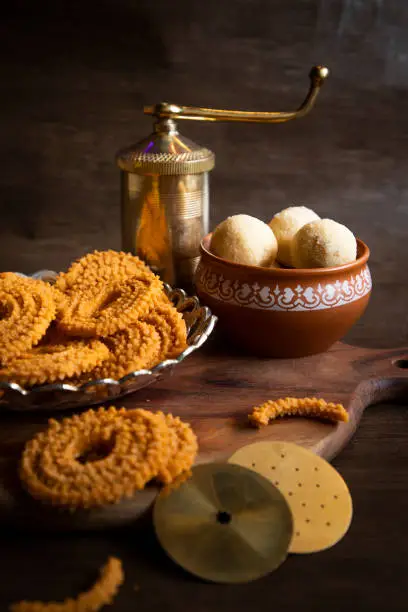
[0,250,188,387]
[0,253,199,570]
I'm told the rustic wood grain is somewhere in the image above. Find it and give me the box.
[0,338,406,533]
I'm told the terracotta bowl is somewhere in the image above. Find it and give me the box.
[195,235,372,358]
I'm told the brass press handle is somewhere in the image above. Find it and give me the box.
[144,66,329,124]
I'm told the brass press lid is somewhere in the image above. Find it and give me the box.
[116,108,215,176]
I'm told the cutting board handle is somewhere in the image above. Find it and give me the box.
[348,345,408,414]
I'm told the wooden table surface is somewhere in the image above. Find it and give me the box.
[1,1,408,610]
[0,344,407,612]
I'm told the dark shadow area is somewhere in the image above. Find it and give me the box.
[1,0,170,71]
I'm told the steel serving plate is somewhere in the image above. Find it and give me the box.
[0,270,217,412]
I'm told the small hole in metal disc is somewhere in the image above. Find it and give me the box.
[271,466,276,470]
[251,462,256,468]
[274,481,279,486]
[306,518,311,523]
[298,483,302,487]
[288,492,293,496]
[217,511,232,525]
[316,483,320,488]
[326,522,331,527]
[302,502,306,507]
[394,359,408,369]
[321,504,325,509]
[334,495,338,500]
[296,531,300,537]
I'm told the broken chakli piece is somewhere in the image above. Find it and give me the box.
[0,273,58,365]
[0,335,110,387]
[0,250,189,389]
[10,556,124,612]
[248,397,349,427]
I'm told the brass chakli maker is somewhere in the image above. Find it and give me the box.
[116,65,329,288]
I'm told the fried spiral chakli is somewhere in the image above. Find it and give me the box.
[142,300,188,362]
[0,273,57,365]
[10,556,124,612]
[20,407,176,509]
[84,320,161,381]
[248,397,349,428]
[0,336,110,387]
[55,249,156,294]
[0,250,190,390]
[57,275,163,338]
[156,413,199,485]
[19,407,198,509]
[55,249,163,338]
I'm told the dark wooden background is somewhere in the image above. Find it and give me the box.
[1,0,407,348]
[0,1,407,610]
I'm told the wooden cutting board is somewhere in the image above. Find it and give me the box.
[0,336,406,532]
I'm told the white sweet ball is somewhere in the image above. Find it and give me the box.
[292,218,357,268]
[269,206,320,266]
[210,214,278,267]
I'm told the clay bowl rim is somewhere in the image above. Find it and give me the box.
[200,234,370,277]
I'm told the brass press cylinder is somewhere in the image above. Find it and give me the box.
[116,117,215,289]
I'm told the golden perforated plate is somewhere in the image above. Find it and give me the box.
[229,441,353,554]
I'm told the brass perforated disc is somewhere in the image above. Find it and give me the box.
[229,442,353,554]
[153,462,293,583]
